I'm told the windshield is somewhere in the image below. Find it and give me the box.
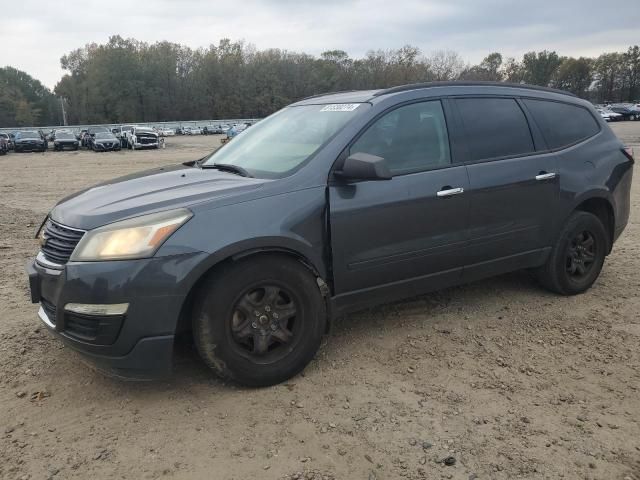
[56,132,74,139]
[17,131,39,139]
[96,133,115,139]
[202,104,365,178]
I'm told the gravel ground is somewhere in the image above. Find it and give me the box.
[0,126,639,480]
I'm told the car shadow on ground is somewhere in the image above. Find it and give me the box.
[138,271,553,390]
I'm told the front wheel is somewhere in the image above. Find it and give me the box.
[193,255,327,387]
[535,211,608,295]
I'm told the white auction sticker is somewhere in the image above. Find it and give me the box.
[320,104,361,112]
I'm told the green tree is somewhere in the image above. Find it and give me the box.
[521,50,563,86]
[553,57,593,97]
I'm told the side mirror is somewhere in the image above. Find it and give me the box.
[334,152,392,181]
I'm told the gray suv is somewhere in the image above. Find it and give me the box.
[26,82,634,386]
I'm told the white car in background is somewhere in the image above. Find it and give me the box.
[184,126,202,135]
[158,128,176,137]
[126,126,159,150]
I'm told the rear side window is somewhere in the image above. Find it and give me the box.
[523,99,600,150]
[455,98,534,161]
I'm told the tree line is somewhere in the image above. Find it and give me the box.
[0,67,61,127]
[1,36,639,127]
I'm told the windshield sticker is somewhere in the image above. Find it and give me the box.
[320,103,360,112]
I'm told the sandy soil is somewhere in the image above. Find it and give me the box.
[0,127,639,480]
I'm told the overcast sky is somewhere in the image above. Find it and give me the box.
[2,0,639,89]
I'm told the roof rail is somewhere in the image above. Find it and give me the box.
[299,89,362,101]
[372,81,576,98]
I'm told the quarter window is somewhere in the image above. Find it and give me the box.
[350,100,451,175]
[455,98,535,161]
[523,99,600,150]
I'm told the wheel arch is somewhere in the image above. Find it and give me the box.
[571,193,615,254]
[174,241,331,336]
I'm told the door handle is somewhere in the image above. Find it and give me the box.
[535,172,557,181]
[437,187,464,197]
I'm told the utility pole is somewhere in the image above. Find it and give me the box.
[60,97,68,126]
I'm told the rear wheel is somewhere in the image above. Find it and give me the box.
[193,255,327,387]
[535,211,608,295]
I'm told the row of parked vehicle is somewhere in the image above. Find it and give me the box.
[596,103,640,122]
[0,120,257,155]
[167,123,251,136]
[0,125,164,155]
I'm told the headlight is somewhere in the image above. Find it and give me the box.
[70,208,192,261]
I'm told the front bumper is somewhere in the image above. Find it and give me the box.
[26,251,207,379]
[93,143,121,151]
[54,142,79,150]
[15,143,45,152]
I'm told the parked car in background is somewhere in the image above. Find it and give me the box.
[14,130,47,152]
[597,108,623,122]
[608,103,640,121]
[52,131,80,151]
[158,127,175,137]
[86,126,112,145]
[201,125,218,135]
[112,125,135,146]
[184,126,202,135]
[0,134,8,155]
[90,131,121,152]
[79,129,90,147]
[0,133,11,154]
[126,126,159,150]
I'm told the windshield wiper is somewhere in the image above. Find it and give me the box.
[201,163,253,178]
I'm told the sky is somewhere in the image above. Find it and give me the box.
[2,0,639,90]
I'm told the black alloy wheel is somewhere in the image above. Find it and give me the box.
[228,285,299,362]
[193,255,327,387]
[536,211,608,295]
[566,230,597,279]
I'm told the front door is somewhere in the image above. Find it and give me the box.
[329,99,469,309]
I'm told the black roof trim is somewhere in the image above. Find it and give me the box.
[372,81,576,98]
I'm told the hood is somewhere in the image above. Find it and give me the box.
[50,164,266,230]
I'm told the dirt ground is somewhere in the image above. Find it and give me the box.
[1,126,639,480]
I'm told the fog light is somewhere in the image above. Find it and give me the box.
[64,303,129,316]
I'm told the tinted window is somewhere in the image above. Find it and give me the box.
[456,98,534,161]
[523,99,600,150]
[351,100,451,174]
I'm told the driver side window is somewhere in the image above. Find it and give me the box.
[351,100,451,175]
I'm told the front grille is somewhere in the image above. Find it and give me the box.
[41,219,85,265]
[138,135,157,144]
[41,298,57,325]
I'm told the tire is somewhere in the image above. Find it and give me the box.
[193,255,327,387]
[535,211,608,295]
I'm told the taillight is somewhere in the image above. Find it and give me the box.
[622,146,635,163]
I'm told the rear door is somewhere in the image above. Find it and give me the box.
[329,99,469,306]
[452,96,559,280]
